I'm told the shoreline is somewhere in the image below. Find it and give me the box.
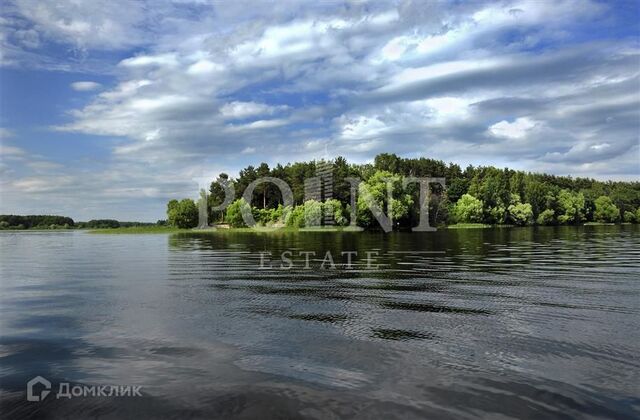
[1,223,635,234]
[90,223,637,234]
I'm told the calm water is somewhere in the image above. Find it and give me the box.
[0,226,639,419]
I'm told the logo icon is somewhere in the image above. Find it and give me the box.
[27,376,51,402]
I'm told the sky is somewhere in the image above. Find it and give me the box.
[0,0,638,221]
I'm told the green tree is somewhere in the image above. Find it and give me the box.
[323,199,348,226]
[487,203,507,224]
[86,219,120,228]
[333,156,353,205]
[235,166,258,204]
[374,153,401,173]
[508,199,534,226]
[536,209,555,225]
[453,194,484,223]
[209,173,231,222]
[594,196,619,223]
[167,199,198,228]
[257,162,271,208]
[623,211,636,223]
[167,199,179,214]
[510,172,526,202]
[446,178,469,203]
[524,179,549,218]
[356,171,413,229]
[557,190,585,224]
[284,205,305,228]
[226,199,250,228]
[610,183,640,215]
[429,191,449,226]
[581,187,603,221]
[469,167,510,224]
[303,200,323,227]
[509,203,533,226]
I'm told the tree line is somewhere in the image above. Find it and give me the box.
[0,215,75,229]
[165,153,640,229]
[75,220,158,229]
[0,216,160,230]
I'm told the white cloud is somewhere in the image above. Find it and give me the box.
[13,0,150,50]
[416,97,473,123]
[230,18,349,66]
[339,116,388,140]
[187,59,224,75]
[71,81,102,91]
[488,117,539,139]
[12,175,75,193]
[220,101,288,119]
[227,119,289,131]
[119,54,179,68]
[0,144,24,156]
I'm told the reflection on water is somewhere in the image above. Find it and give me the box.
[1,226,639,419]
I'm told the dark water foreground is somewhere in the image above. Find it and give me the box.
[0,226,638,419]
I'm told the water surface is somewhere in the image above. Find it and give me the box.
[1,226,639,418]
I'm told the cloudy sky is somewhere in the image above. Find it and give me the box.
[0,0,638,221]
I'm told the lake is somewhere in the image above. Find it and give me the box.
[0,226,638,419]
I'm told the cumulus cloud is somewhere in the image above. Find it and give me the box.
[489,117,539,139]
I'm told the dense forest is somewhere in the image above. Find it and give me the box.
[0,215,75,230]
[166,153,640,229]
[75,220,157,229]
[0,216,157,230]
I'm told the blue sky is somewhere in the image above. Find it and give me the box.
[0,0,639,221]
